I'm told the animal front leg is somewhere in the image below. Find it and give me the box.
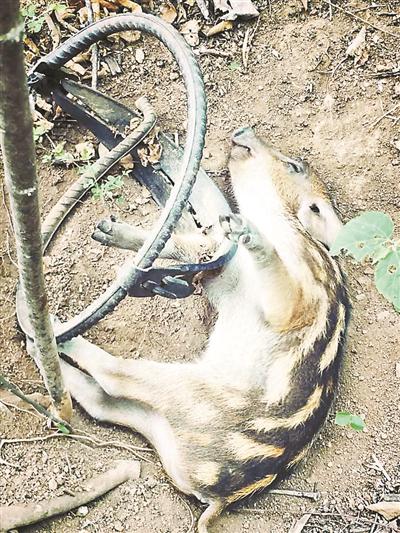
[219,213,274,265]
[92,217,215,262]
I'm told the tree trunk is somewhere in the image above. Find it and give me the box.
[0,0,72,421]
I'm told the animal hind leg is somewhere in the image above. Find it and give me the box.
[58,336,197,408]
[59,358,155,439]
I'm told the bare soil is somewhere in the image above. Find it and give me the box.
[1,1,399,532]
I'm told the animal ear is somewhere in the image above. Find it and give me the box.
[298,198,343,249]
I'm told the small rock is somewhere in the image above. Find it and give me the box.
[77,505,89,517]
[377,310,390,321]
[395,82,400,97]
[113,520,124,532]
[391,159,399,166]
[135,48,145,64]
[48,478,57,491]
[395,361,400,379]
[169,71,179,81]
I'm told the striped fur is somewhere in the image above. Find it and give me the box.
[58,128,350,532]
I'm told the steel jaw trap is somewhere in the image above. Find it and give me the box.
[17,12,237,344]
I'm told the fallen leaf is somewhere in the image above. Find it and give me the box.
[135,48,145,63]
[213,0,230,11]
[115,0,142,11]
[98,0,119,10]
[216,0,259,20]
[160,0,177,23]
[66,0,84,7]
[289,513,312,533]
[24,36,40,55]
[180,20,201,47]
[76,141,95,161]
[65,60,86,76]
[119,30,141,43]
[78,6,88,24]
[346,26,367,64]
[367,502,400,521]
[203,20,233,37]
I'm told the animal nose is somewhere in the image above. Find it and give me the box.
[232,126,254,140]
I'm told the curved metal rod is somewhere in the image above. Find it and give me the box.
[41,96,156,250]
[18,13,207,342]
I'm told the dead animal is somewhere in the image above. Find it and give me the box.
[59,127,350,532]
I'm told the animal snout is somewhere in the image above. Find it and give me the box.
[232,126,255,143]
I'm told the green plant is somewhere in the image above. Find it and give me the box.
[335,411,365,431]
[21,3,67,35]
[33,122,52,143]
[331,211,400,311]
[228,60,241,72]
[86,173,126,203]
[42,141,75,165]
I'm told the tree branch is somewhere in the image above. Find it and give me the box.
[0,460,140,531]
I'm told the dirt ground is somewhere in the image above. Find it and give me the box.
[1,1,400,532]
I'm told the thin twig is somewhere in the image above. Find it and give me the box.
[321,0,399,39]
[84,0,99,89]
[0,431,154,468]
[269,488,320,501]
[0,399,42,419]
[369,103,400,129]
[242,17,260,71]
[177,494,195,533]
[0,374,72,431]
[54,9,78,34]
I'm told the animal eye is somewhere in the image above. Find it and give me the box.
[310,203,320,214]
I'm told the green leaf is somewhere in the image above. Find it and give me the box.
[349,415,365,431]
[56,422,71,434]
[335,411,352,426]
[330,211,393,262]
[229,61,241,71]
[374,247,400,309]
[335,411,365,431]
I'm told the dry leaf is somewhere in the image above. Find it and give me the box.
[288,513,312,533]
[78,6,88,24]
[24,36,40,55]
[367,502,400,521]
[98,0,119,11]
[160,1,177,23]
[135,48,145,63]
[65,60,86,76]
[35,95,52,113]
[215,0,259,20]
[203,20,233,37]
[119,30,141,43]
[120,154,135,170]
[346,26,366,59]
[66,0,84,8]
[213,0,230,11]
[180,20,201,47]
[116,0,142,12]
